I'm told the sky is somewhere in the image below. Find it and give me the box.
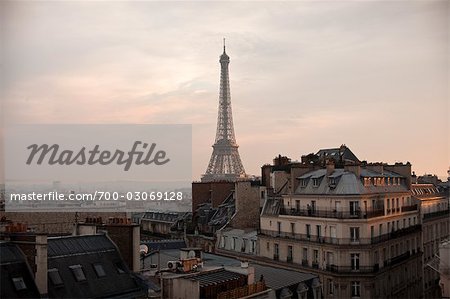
[1,1,449,181]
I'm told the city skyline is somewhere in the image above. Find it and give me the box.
[2,1,448,180]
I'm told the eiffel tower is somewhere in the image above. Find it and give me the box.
[202,40,246,182]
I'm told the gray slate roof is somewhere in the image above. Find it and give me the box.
[0,242,41,299]
[47,234,146,299]
[295,168,408,195]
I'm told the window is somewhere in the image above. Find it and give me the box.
[287,246,293,262]
[329,177,336,186]
[313,178,319,187]
[301,179,307,187]
[93,264,106,278]
[251,240,256,253]
[370,226,374,239]
[403,219,406,229]
[316,225,322,237]
[274,243,279,259]
[241,239,247,252]
[277,222,282,235]
[69,265,86,282]
[232,237,237,250]
[328,279,334,295]
[290,223,295,235]
[306,224,311,238]
[351,281,361,297]
[313,250,319,266]
[12,277,26,291]
[326,251,334,266]
[302,248,308,261]
[220,236,225,248]
[350,201,360,216]
[351,253,360,270]
[295,200,300,211]
[48,268,63,286]
[387,198,390,212]
[379,223,383,235]
[266,242,270,250]
[350,227,360,242]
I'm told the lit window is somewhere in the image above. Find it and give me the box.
[48,268,63,285]
[69,265,86,282]
[93,264,106,278]
[12,277,26,291]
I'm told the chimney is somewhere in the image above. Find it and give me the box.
[345,164,361,177]
[326,159,335,176]
[102,218,140,272]
[34,235,48,296]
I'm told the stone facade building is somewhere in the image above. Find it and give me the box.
[258,147,423,298]
[412,183,450,298]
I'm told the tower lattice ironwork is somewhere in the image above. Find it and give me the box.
[202,41,246,182]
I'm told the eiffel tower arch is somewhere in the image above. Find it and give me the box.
[202,41,246,182]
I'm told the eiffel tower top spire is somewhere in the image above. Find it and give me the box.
[202,41,246,182]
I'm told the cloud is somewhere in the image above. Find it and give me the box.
[2,0,448,180]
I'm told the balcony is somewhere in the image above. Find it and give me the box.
[384,251,412,267]
[401,204,418,212]
[423,209,450,220]
[301,259,308,267]
[287,256,293,263]
[312,262,319,269]
[325,264,379,274]
[280,207,385,220]
[259,225,421,246]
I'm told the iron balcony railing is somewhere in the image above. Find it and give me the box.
[401,204,418,212]
[423,209,450,220]
[259,225,421,246]
[325,264,379,274]
[280,207,385,219]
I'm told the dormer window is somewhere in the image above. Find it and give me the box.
[313,178,319,187]
[300,179,307,188]
[329,177,336,187]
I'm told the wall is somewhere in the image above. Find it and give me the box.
[192,182,234,212]
[229,181,261,229]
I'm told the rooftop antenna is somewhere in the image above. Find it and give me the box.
[223,37,226,52]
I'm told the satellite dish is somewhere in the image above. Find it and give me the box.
[140,245,148,255]
[188,250,196,258]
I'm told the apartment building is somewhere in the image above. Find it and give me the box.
[258,147,423,298]
[412,183,450,298]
